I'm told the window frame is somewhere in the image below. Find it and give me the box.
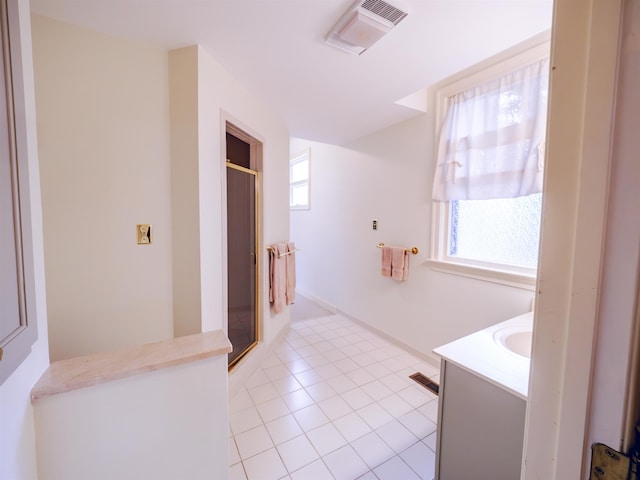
[289,148,310,211]
[428,41,550,290]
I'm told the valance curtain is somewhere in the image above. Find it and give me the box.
[432,58,550,201]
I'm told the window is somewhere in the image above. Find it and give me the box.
[0,0,37,384]
[290,149,310,210]
[429,42,550,288]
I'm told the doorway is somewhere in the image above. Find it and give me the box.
[226,124,262,368]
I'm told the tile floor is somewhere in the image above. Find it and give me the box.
[229,297,440,480]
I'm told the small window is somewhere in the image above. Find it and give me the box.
[290,149,310,210]
[429,42,550,288]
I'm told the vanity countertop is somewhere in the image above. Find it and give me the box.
[433,312,533,400]
[31,330,232,401]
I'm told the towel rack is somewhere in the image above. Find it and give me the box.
[377,243,419,255]
[266,245,301,258]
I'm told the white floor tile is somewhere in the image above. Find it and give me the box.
[378,393,414,418]
[294,369,324,388]
[230,406,264,435]
[323,445,370,480]
[379,373,412,392]
[245,368,270,389]
[247,382,279,406]
[333,412,373,443]
[335,357,360,373]
[417,399,439,424]
[342,388,374,410]
[256,397,291,423]
[235,425,275,460]
[357,472,378,480]
[243,448,287,480]
[264,364,293,382]
[361,380,393,401]
[276,434,320,473]
[290,459,334,480]
[375,419,418,454]
[293,403,330,431]
[229,462,247,480]
[351,431,395,469]
[229,437,241,465]
[400,440,436,480]
[423,432,437,452]
[271,375,304,396]
[305,381,337,403]
[325,374,358,394]
[318,395,354,421]
[357,403,394,430]
[398,385,432,408]
[306,422,348,456]
[398,410,437,439]
[265,414,303,445]
[282,388,315,412]
[230,308,443,480]
[374,456,421,480]
[229,389,254,414]
[286,358,312,375]
[347,368,376,387]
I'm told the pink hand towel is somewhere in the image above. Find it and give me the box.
[285,241,297,305]
[269,242,288,313]
[391,247,409,281]
[381,246,392,277]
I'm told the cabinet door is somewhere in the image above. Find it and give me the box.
[0,0,36,384]
[437,362,526,480]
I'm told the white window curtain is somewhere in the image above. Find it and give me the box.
[432,58,550,201]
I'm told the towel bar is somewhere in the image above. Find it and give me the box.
[377,243,419,255]
[266,245,301,258]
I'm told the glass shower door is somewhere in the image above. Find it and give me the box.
[226,163,258,367]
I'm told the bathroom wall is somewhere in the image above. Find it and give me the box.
[0,1,50,478]
[291,110,534,363]
[32,15,174,361]
[169,45,291,343]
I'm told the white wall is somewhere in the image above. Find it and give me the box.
[33,356,229,480]
[32,15,174,361]
[291,112,534,363]
[168,46,291,389]
[0,1,50,479]
[587,0,640,456]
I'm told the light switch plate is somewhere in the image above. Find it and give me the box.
[137,224,152,244]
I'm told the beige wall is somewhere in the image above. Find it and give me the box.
[32,15,174,360]
[0,1,50,479]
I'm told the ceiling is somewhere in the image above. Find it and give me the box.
[30,0,553,145]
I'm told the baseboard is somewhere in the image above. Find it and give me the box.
[337,308,441,369]
[227,322,291,399]
[294,289,439,369]
[295,288,338,314]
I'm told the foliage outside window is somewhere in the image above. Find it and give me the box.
[429,42,550,288]
[290,149,310,210]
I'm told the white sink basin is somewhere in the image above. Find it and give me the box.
[493,325,533,359]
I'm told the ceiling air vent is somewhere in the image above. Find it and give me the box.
[326,0,409,55]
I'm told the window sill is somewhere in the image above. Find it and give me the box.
[426,259,536,291]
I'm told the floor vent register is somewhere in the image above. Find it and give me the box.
[409,372,440,396]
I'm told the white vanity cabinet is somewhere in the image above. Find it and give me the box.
[435,360,526,479]
[433,312,533,480]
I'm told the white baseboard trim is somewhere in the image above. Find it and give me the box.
[295,289,439,369]
[228,322,291,399]
[295,288,338,314]
[337,308,440,369]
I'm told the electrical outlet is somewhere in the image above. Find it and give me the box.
[372,220,378,230]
